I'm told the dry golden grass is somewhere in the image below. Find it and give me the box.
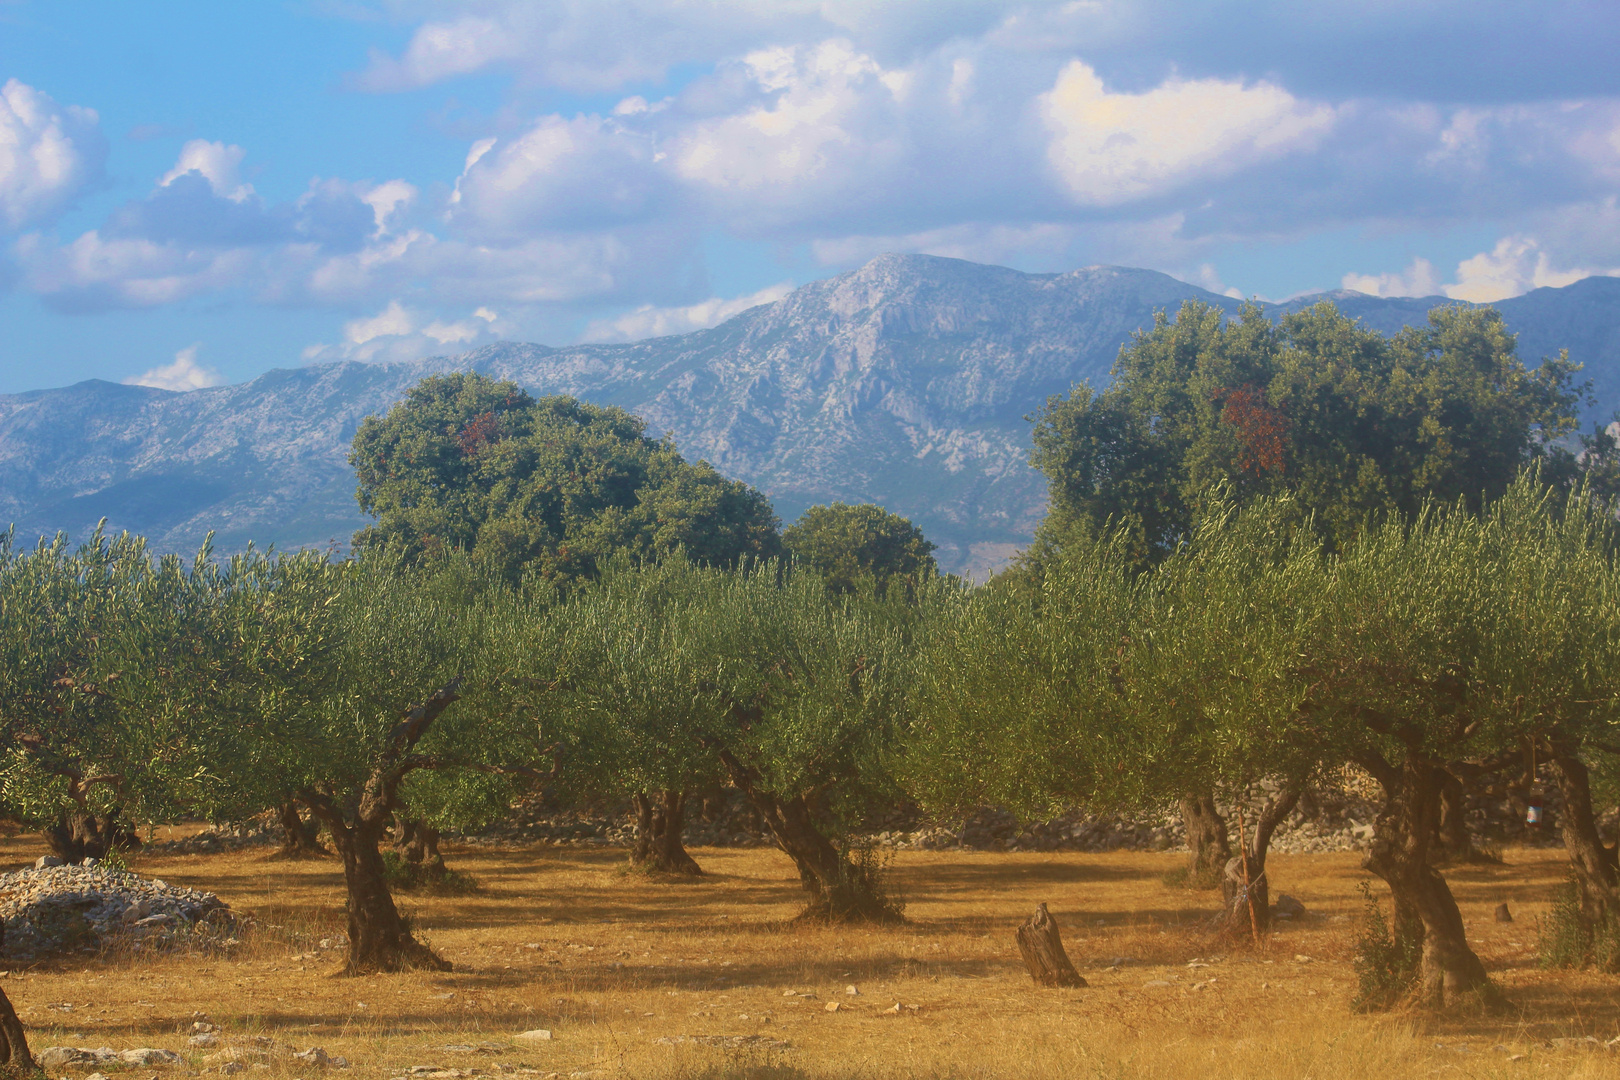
[2,830,1617,1079]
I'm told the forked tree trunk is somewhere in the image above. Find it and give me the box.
[312,809,450,975]
[277,802,327,857]
[1551,749,1620,968]
[1359,749,1494,1008]
[1016,903,1086,987]
[1180,793,1231,885]
[718,750,897,923]
[44,809,141,863]
[301,681,461,976]
[629,791,702,876]
[1221,786,1300,935]
[0,922,32,1071]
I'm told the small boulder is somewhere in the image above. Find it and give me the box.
[120,1048,183,1066]
[1272,894,1307,920]
[33,856,64,870]
[1494,903,1513,923]
[513,1029,552,1042]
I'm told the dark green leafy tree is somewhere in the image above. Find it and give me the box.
[782,503,937,595]
[1027,300,1584,570]
[350,372,781,583]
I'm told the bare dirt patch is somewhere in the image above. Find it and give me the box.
[0,831,1613,1079]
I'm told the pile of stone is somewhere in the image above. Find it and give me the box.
[144,814,281,855]
[0,860,232,958]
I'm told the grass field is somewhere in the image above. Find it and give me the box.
[2,832,1617,1080]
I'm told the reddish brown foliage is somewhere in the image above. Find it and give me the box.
[457,411,502,458]
[1217,384,1290,475]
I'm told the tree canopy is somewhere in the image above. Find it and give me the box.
[782,503,938,594]
[351,372,782,583]
[1026,300,1584,569]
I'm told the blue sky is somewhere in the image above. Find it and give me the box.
[1,0,1618,394]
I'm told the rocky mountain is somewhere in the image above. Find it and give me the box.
[3,254,1617,579]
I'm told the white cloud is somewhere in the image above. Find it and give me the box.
[1190,263,1244,299]
[581,282,793,341]
[302,301,507,364]
[1442,236,1615,303]
[160,139,254,202]
[1040,61,1335,206]
[672,40,901,195]
[125,344,222,391]
[0,79,105,230]
[447,115,665,239]
[1341,258,1441,298]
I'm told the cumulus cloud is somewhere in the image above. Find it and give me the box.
[448,114,667,240]
[581,282,792,341]
[1443,236,1616,303]
[302,301,505,363]
[159,140,254,202]
[1041,61,1334,206]
[125,344,222,391]
[1341,258,1442,298]
[15,4,1620,355]
[0,79,105,230]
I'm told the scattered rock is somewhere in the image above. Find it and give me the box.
[843,985,859,996]
[824,1002,842,1012]
[1293,955,1313,963]
[38,1047,119,1068]
[1494,903,1513,923]
[514,1030,553,1042]
[33,856,64,869]
[1547,1036,1606,1051]
[1272,895,1307,920]
[120,1048,184,1066]
[189,1033,221,1048]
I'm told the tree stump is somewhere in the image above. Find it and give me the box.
[1016,903,1087,988]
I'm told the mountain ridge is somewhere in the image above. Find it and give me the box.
[3,255,1617,579]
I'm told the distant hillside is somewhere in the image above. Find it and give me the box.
[2,255,1616,579]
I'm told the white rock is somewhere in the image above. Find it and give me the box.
[844,985,859,996]
[514,1030,552,1042]
[120,1048,183,1066]
[33,856,64,869]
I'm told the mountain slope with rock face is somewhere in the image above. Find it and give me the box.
[2,254,1617,579]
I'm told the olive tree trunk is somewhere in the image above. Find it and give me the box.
[277,802,327,857]
[0,922,32,1071]
[629,791,702,876]
[392,817,449,879]
[300,682,461,975]
[1551,748,1620,967]
[1358,749,1494,1008]
[718,750,898,923]
[44,809,140,863]
[1220,785,1300,934]
[1180,792,1231,885]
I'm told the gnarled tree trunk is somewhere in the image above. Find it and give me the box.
[718,750,897,923]
[0,922,32,1071]
[1220,785,1300,935]
[629,791,702,876]
[277,802,327,857]
[301,681,462,975]
[1551,748,1620,968]
[1180,792,1231,886]
[392,817,448,879]
[1359,749,1494,1009]
[44,809,141,863]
